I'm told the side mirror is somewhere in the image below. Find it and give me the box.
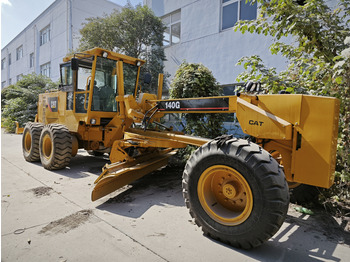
[143,73,152,85]
[71,58,79,71]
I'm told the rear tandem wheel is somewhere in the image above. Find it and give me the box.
[39,124,72,170]
[182,137,290,249]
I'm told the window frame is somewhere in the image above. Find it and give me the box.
[40,62,51,77]
[40,25,51,46]
[1,58,5,70]
[30,53,34,68]
[220,0,257,31]
[16,45,23,61]
[16,74,23,82]
[162,9,181,47]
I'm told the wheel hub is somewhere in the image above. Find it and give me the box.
[198,165,253,226]
[24,132,32,152]
[42,134,53,159]
[222,183,237,199]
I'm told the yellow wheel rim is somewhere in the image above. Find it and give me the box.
[24,132,32,152]
[42,133,53,160]
[197,165,253,226]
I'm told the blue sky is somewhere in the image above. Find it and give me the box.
[1,0,142,47]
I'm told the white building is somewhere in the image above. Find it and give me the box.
[144,0,288,87]
[1,0,122,89]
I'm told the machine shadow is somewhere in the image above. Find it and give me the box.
[96,164,186,218]
[50,149,349,261]
[48,150,110,179]
[205,210,349,262]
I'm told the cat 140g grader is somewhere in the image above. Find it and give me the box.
[22,48,340,249]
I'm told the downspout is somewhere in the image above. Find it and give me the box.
[68,0,73,51]
[34,25,40,75]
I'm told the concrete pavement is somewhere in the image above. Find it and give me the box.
[1,130,350,262]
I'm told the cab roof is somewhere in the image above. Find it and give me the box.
[63,47,145,66]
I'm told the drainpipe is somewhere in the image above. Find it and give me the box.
[68,0,73,51]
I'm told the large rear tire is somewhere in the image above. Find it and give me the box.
[39,124,72,170]
[182,137,289,249]
[22,122,44,162]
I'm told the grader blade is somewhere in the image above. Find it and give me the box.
[92,149,176,201]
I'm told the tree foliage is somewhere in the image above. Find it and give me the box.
[1,73,56,133]
[234,0,350,204]
[170,62,226,138]
[170,62,226,160]
[79,4,166,93]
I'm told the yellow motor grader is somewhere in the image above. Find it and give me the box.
[22,48,339,249]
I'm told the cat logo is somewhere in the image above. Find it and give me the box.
[249,120,264,126]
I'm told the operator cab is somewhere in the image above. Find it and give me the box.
[59,48,143,125]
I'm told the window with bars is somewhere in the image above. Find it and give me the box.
[162,10,181,47]
[221,0,257,31]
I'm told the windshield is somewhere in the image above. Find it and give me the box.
[74,55,139,113]
[123,62,138,95]
[92,57,118,112]
[60,63,73,86]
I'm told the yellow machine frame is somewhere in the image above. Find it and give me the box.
[26,47,340,249]
[34,47,339,199]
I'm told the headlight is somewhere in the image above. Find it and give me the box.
[90,118,96,125]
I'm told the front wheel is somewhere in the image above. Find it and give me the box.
[39,124,72,170]
[182,137,289,249]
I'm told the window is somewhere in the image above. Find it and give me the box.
[2,81,6,88]
[1,58,5,70]
[60,63,73,86]
[40,62,51,77]
[8,53,11,65]
[40,25,50,46]
[162,10,181,46]
[16,45,23,60]
[9,78,12,85]
[30,53,34,68]
[221,0,257,31]
[92,57,119,112]
[16,74,23,82]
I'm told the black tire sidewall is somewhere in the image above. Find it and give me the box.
[186,149,265,239]
[39,124,72,170]
[22,125,34,160]
[22,123,43,162]
[39,126,55,168]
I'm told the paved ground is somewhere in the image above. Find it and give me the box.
[1,130,350,262]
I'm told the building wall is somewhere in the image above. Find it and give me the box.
[145,0,288,85]
[1,0,121,88]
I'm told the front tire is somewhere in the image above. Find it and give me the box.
[182,137,289,249]
[22,122,44,162]
[39,124,72,170]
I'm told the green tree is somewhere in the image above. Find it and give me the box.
[1,73,56,133]
[234,0,350,204]
[79,4,166,93]
[170,62,226,138]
